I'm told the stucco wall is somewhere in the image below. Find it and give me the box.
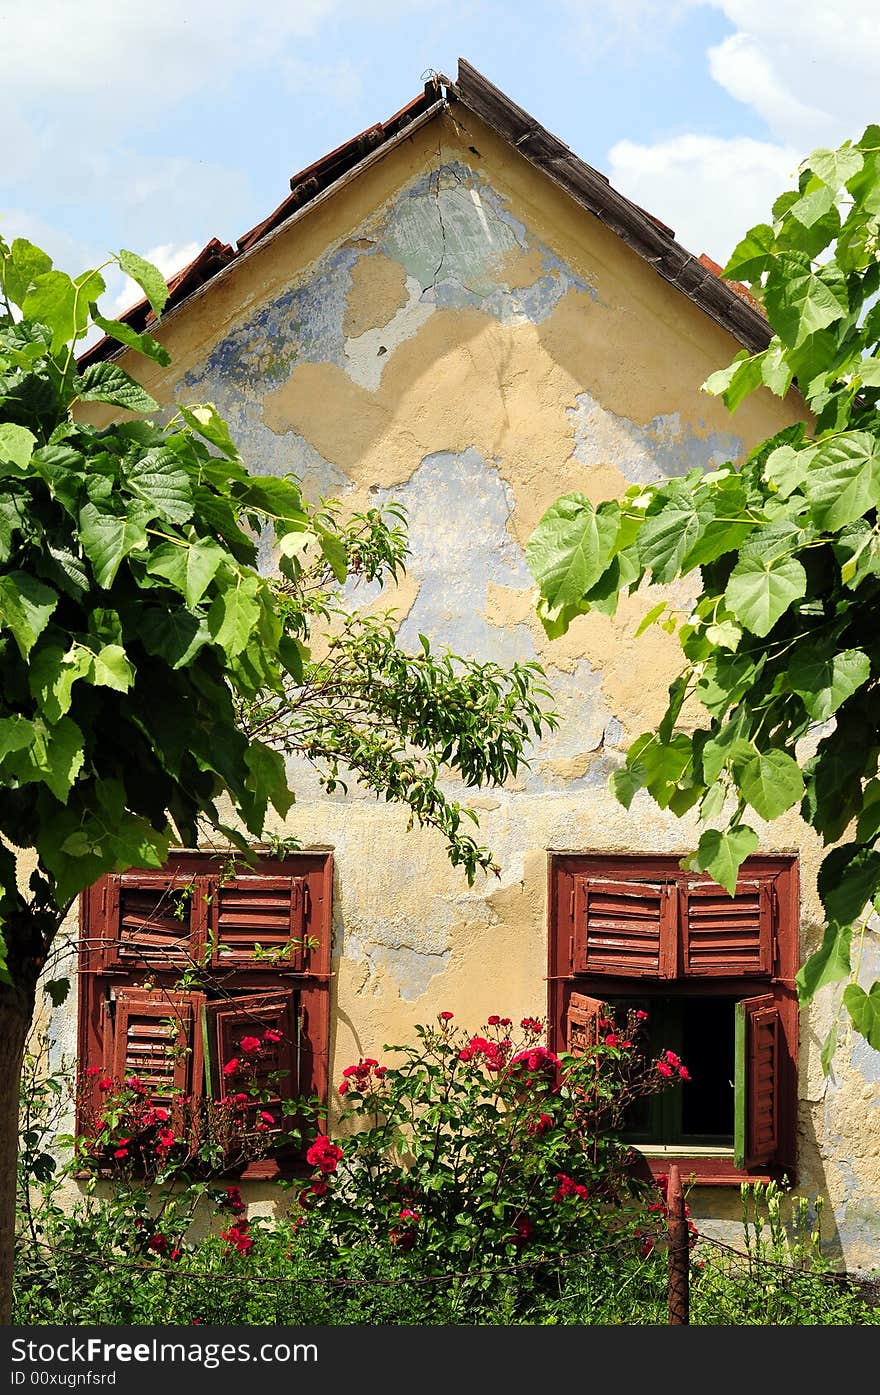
[56,107,879,1267]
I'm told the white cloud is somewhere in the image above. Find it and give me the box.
[603,0,880,266]
[609,135,797,262]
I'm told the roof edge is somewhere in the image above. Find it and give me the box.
[450,57,772,356]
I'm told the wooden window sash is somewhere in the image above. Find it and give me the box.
[734,993,780,1169]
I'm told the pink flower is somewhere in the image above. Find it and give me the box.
[636,1010,649,1021]
[263,1028,283,1043]
[657,1061,674,1078]
[665,1050,681,1067]
[259,1111,274,1125]
[679,1065,691,1082]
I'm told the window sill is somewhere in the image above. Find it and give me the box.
[626,1148,778,1187]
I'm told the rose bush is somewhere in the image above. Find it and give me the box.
[294,1008,682,1273]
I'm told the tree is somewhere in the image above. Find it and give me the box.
[0,237,553,1320]
[526,126,880,1066]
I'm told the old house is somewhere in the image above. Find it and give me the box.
[56,60,879,1265]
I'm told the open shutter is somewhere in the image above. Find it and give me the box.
[573,877,676,977]
[566,992,606,1056]
[682,879,773,977]
[734,994,780,1168]
[100,872,207,969]
[208,876,308,971]
[106,987,204,1107]
[206,989,299,1137]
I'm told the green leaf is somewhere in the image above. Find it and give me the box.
[843,982,880,1050]
[763,443,813,498]
[526,494,620,615]
[787,646,870,721]
[74,362,159,414]
[609,764,645,810]
[796,922,852,1003]
[2,238,53,306]
[117,249,169,317]
[88,644,134,692]
[207,575,262,658]
[818,843,880,926]
[43,978,70,1007]
[0,423,36,472]
[806,146,864,193]
[139,607,210,668]
[79,501,152,588]
[805,432,880,531]
[244,740,295,826]
[180,404,240,460]
[28,643,90,721]
[638,496,710,580]
[7,715,85,801]
[684,825,759,897]
[818,1018,839,1076]
[702,350,765,413]
[0,716,36,763]
[788,176,836,230]
[724,553,806,636]
[90,310,171,366]
[0,572,58,657]
[145,537,225,607]
[232,474,306,525]
[723,223,775,282]
[633,601,667,637]
[763,253,849,348]
[127,447,193,525]
[738,749,804,820]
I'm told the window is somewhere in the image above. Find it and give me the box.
[548,853,798,1184]
[77,850,333,1178]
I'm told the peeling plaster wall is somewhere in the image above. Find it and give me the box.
[66,110,880,1266]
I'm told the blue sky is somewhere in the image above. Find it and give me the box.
[1,1,876,313]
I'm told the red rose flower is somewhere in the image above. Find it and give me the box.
[657,1061,674,1078]
[305,1135,343,1174]
[84,1065,101,1078]
[263,1028,283,1043]
[98,1077,113,1093]
[259,1111,274,1125]
[636,1009,649,1021]
[239,1036,262,1056]
[148,1234,168,1254]
[438,1011,454,1022]
[223,1058,239,1076]
[679,1065,691,1082]
[487,1015,501,1026]
[520,1017,543,1034]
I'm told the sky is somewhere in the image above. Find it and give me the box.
[1,0,877,316]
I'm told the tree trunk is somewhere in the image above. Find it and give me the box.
[0,981,37,1324]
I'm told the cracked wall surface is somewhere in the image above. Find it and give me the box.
[67,109,880,1265]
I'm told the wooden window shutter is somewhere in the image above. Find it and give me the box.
[734,993,780,1169]
[206,990,300,1134]
[573,877,676,977]
[566,992,606,1056]
[105,987,204,1106]
[681,879,773,977]
[207,875,308,971]
[99,872,208,970]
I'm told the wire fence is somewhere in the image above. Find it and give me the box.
[15,1210,880,1327]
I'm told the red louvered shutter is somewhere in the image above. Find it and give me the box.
[206,990,299,1138]
[682,879,773,977]
[566,992,606,1056]
[734,994,780,1168]
[208,876,308,971]
[106,987,204,1108]
[573,877,676,977]
[100,872,208,970]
